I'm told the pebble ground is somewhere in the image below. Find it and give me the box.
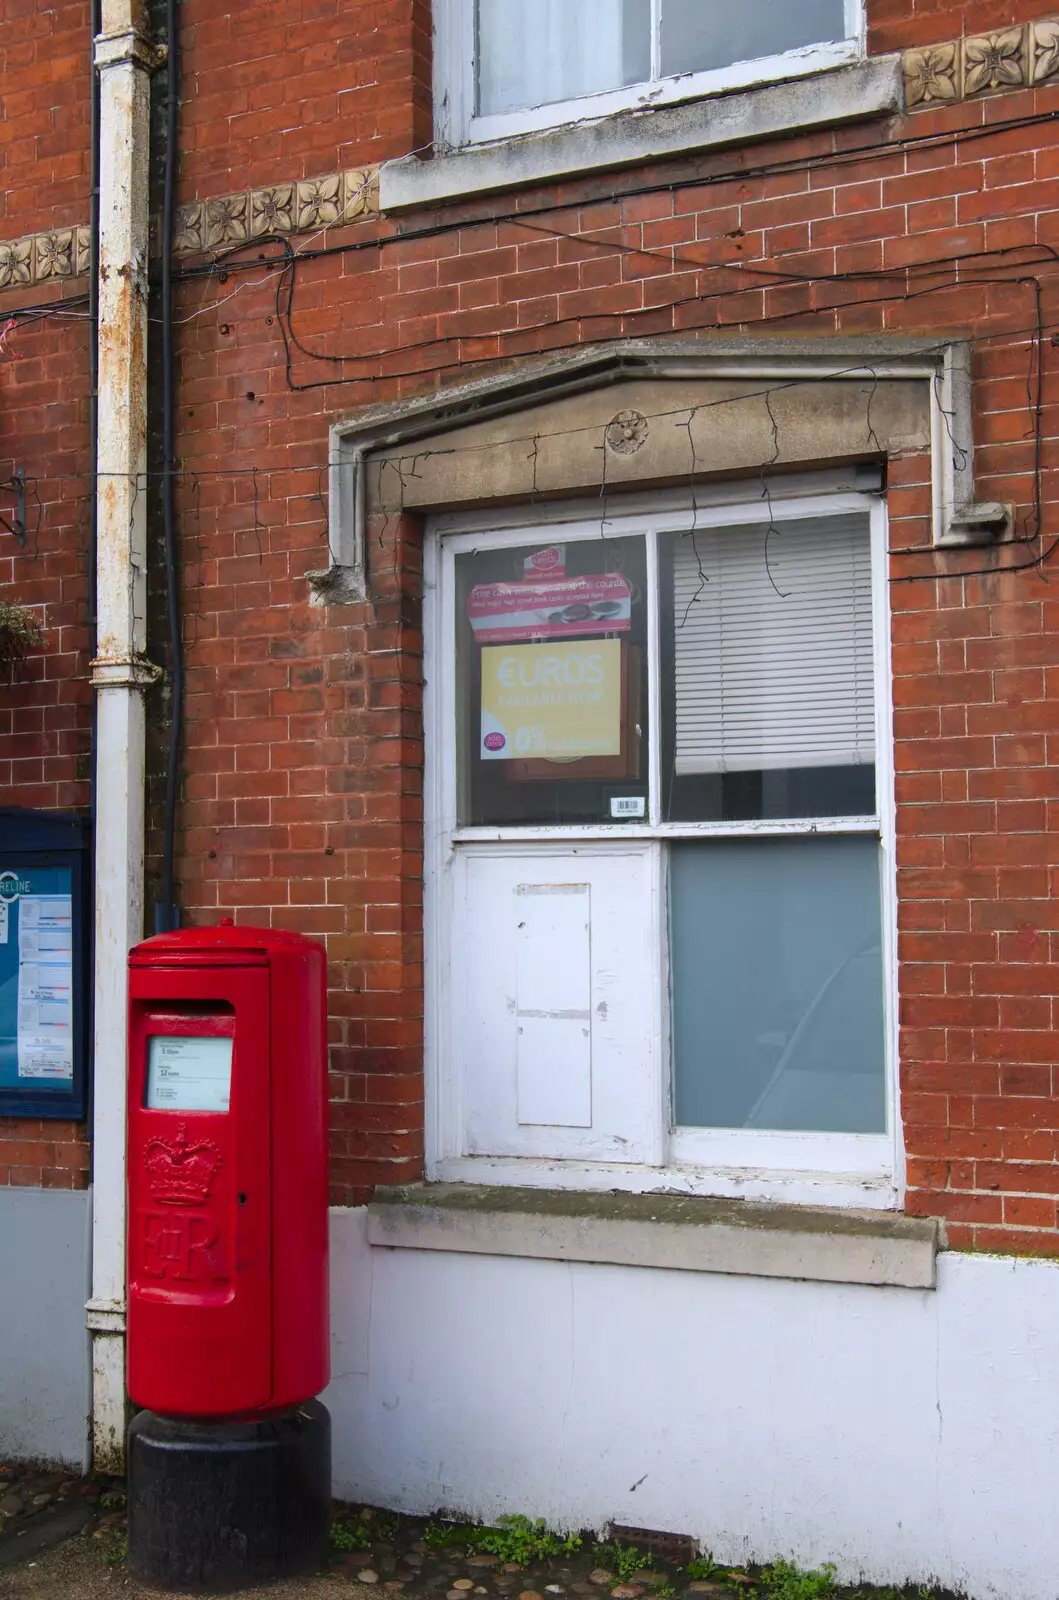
[0,1462,962,1600]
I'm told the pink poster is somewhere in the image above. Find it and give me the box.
[466,573,632,644]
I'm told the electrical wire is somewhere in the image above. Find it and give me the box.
[172,101,1059,290]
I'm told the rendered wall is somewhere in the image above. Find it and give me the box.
[0,1186,91,1467]
[326,1208,1059,1600]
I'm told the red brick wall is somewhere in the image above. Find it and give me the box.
[8,0,1059,1238]
[0,0,90,239]
[0,1119,91,1189]
[0,312,92,1189]
[176,0,431,202]
[0,0,92,1194]
[869,0,1057,55]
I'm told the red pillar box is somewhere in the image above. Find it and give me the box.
[125,923,331,1591]
[127,922,329,1416]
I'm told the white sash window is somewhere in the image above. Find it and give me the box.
[435,0,860,147]
[425,483,897,1207]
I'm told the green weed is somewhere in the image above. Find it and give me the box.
[758,1558,837,1600]
[331,1520,373,1552]
[683,1555,725,1582]
[103,1535,128,1566]
[595,1541,652,1581]
[424,1515,581,1566]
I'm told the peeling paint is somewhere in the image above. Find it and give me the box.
[90,13,158,1482]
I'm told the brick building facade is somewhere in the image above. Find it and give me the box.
[5,1,1059,1591]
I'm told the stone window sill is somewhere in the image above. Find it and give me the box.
[379,58,903,214]
[367,1184,939,1290]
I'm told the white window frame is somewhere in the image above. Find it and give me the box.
[433,0,865,149]
[423,482,899,1209]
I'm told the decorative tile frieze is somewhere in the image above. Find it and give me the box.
[904,43,958,108]
[0,167,380,291]
[964,26,1027,96]
[182,166,378,256]
[204,192,249,250]
[344,167,378,219]
[174,202,204,254]
[904,19,1059,109]
[296,173,343,230]
[0,237,33,289]
[1033,19,1059,84]
[250,184,294,237]
[36,229,75,280]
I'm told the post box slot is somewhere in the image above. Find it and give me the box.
[146,999,235,1017]
[146,1035,234,1113]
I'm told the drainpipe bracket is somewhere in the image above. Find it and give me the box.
[937,501,1013,548]
[90,652,164,690]
[306,564,367,605]
[93,29,166,74]
[85,1298,126,1334]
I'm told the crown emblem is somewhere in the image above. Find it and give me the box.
[144,1124,223,1206]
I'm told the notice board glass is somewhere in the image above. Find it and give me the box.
[0,811,89,1120]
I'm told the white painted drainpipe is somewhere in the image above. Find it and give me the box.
[84,0,161,1474]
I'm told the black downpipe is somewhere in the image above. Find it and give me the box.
[88,6,100,656]
[87,0,100,1089]
[157,0,182,933]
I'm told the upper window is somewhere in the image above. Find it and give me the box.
[435,0,861,147]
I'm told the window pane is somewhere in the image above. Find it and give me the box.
[476,0,651,115]
[660,514,876,822]
[661,0,847,76]
[670,836,886,1134]
[455,536,649,826]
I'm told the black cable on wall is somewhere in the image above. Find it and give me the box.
[157,0,183,933]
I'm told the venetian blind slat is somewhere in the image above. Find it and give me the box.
[670,514,875,775]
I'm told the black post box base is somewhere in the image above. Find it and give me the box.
[127,1399,331,1592]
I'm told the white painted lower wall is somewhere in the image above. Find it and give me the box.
[325,1207,1059,1600]
[0,1186,91,1468]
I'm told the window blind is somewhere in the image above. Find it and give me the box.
[670,513,874,775]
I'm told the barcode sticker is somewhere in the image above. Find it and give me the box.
[610,796,645,818]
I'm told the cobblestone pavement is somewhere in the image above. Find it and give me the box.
[0,1463,962,1600]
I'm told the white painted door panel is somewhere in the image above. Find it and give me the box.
[516,885,592,1127]
[453,845,661,1162]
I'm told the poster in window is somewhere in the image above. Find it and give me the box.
[467,573,632,643]
[480,639,623,761]
[0,867,75,1090]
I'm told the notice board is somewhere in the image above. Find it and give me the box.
[0,809,89,1119]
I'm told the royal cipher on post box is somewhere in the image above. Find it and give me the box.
[126,924,329,1419]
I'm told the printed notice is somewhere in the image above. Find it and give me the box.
[480,638,622,761]
[17,896,74,1081]
[147,1036,233,1113]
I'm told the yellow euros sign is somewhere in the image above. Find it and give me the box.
[480,639,622,761]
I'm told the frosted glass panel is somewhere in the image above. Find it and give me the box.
[476,0,651,115]
[670,836,885,1133]
[661,0,847,76]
